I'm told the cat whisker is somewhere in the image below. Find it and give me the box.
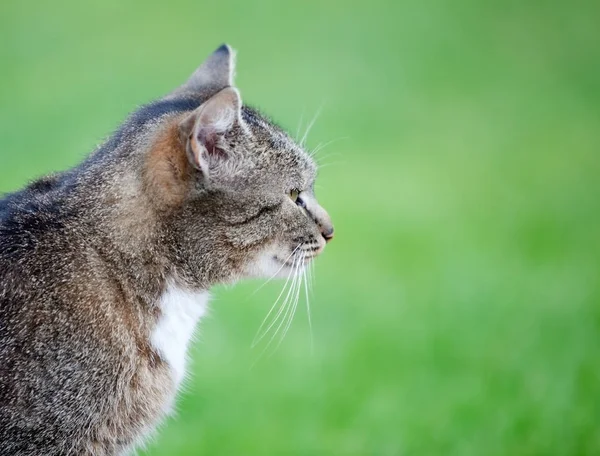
[252,268,298,348]
[300,104,324,148]
[310,256,316,292]
[273,251,305,353]
[315,152,344,164]
[252,247,318,362]
[295,109,305,143]
[316,161,346,169]
[250,243,302,296]
[310,137,349,158]
[253,252,302,349]
[303,261,313,355]
[251,249,301,347]
[276,254,303,343]
[254,255,302,361]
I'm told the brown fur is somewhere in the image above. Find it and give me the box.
[144,116,192,209]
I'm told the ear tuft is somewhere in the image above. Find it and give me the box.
[172,44,236,96]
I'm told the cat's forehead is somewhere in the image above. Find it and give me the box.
[241,106,316,175]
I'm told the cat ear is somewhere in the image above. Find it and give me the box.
[179,87,242,177]
[172,44,236,96]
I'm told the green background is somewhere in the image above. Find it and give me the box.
[1,0,599,454]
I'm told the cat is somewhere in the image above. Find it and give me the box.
[0,44,334,455]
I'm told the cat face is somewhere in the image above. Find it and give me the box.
[219,105,334,279]
[148,45,333,285]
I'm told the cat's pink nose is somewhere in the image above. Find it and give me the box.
[307,195,333,243]
[321,225,334,243]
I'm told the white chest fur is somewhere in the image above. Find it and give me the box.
[151,283,209,386]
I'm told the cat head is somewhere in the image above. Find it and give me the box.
[144,45,333,286]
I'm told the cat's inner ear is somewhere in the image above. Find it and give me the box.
[179,87,242,176]
[173,44,236,96]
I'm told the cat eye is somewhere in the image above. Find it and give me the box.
[290,189,306,209]
[290,189,300,202]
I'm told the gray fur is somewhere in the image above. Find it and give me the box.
[0,45,333,455]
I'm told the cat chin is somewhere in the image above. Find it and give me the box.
[243,254,290,279]
[242,245,304,279]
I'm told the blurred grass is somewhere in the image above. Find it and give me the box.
[1,0,600,454]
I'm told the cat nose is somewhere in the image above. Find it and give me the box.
[305,194,334,243]
[321,224,334,243]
